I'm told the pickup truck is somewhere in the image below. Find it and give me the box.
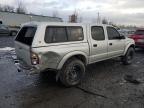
[15,22,135,87]
[0,24,18,36]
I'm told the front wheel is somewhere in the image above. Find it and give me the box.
[60,58,85,87]
[121,47,135,65]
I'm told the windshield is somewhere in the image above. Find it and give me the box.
[15,26,37,46]
[134,30,144,35]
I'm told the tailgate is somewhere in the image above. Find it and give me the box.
[15,41,32,65]
[15,26,37,66]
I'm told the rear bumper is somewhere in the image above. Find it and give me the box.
[15,59,41,74]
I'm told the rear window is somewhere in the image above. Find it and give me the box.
[134,30,144,35]
[15,27,36,45]
[45,26,83,43]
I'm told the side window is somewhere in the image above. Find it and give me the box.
[45,27,67,43]
[107,27,120,40]
[67,27,83,41]
[91,26,105,40]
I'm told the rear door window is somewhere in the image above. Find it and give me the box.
[15,27,37,46]
[91,26,105,40]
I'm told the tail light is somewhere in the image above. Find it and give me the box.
[31,52,39,65]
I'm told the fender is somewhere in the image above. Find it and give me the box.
[57,51,88,70]
[124,42,135,55]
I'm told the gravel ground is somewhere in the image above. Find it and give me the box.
[0,36,144,108]
[0,36,15,48]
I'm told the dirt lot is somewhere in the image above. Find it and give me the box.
[0,36,144,108]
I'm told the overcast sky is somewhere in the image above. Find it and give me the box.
[0,0,144,26]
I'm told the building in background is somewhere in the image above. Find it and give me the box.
[0,11,62,27]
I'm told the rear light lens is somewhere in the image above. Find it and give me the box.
[31,52,39,65]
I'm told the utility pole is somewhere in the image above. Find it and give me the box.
[97,12,101,24]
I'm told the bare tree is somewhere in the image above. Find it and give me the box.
[69,10,78,23]
[102,18,108,24]
[92,12,101,24]
[0,4,15,12]
[109,21,116,26]
[16,0,27,14]
[0,5,3,11]
[78,16,83,23]
[52,10,59,17]
[3,5,15,12]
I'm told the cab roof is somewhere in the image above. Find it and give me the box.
[21,21,111,27]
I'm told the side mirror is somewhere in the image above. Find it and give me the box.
[113,35,125,39]
[119,35,126,39]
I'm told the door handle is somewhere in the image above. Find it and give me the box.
[93,44,97,47]
[109,43,112,46]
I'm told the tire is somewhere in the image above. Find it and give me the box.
[60,58,85,87]
[121,47,135,65]
[10,31,17,36]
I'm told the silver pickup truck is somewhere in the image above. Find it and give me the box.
[15,22,135,87]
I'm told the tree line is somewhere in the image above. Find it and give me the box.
[0,0,26,14]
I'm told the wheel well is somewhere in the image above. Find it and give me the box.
[67,55,87,65]
[130,44,135,49]
[56,54,87,81]
[124,44,135,55]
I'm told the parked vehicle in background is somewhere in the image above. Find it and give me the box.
[0,20,2,24]
[15,22,135,87]
[0,25,10,36]
[129,29,144,48]
[0,24,18,36]
[118,29,135,37]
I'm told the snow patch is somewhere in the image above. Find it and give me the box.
[0,47,15,51]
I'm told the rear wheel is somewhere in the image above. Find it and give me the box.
[121,47,135,65]
[60,58,85,87]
